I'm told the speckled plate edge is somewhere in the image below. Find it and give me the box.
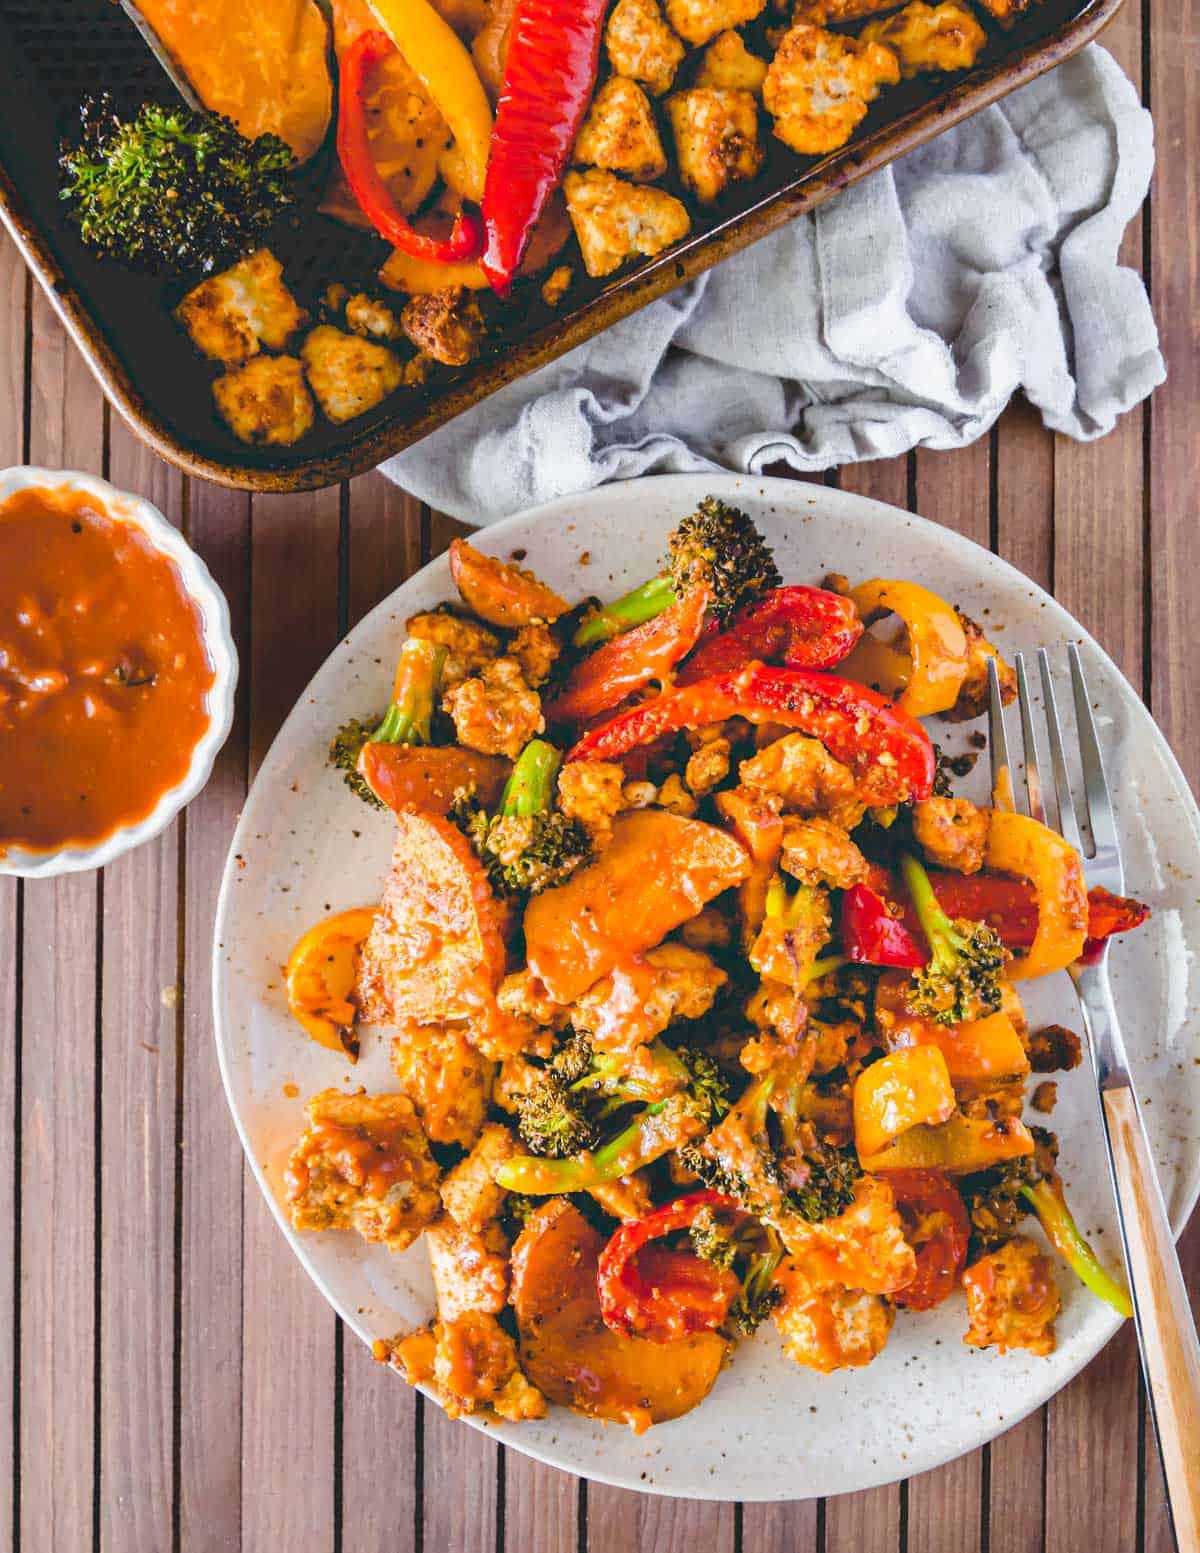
[212,473,1200,1500]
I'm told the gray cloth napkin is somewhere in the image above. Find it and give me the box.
[382,44,1162,526]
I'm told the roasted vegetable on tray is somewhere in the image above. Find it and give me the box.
[274,496,1148,1433]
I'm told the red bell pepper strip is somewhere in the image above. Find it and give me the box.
[676,585,864,686]
[568,663,936,806]
[841,883,925,968]
[544,585,710,727]
[597,1190,742,1343]
[865,864,1148,953]
[338,31,482,263]
[480,0,607,294]
[887,1170,970,1310]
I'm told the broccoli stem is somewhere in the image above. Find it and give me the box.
[1021,1179,1132,1318]
[500,739,563,817]
[498,1100,676,1194]
[573,574,676,647]
[371,639,445,745]
[899,851,958,965]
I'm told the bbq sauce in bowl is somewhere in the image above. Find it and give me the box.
[0,482,216,855]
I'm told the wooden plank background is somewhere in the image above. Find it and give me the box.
[2,0,1198,1542]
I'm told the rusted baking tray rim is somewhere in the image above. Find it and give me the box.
[0,0,1123,494]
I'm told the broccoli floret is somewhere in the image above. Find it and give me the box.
[497,1042,729,1194]
[455,740,592,895]
[725,1237,785,1337]
[689,1205,739,1270]
[963,1129,1131,1318]
[900,852,1004,1025]
[788,1146,861,1224]
[513,1071,599,1158]
[330,638,446,807]
[59,96,294,274]
[573,497,779,646]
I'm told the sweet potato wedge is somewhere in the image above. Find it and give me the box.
[523,809,750,1002]
[448,538,568,628]
[511,1198,727,1432]
[356,811,508,1025]
[358,742,510,815]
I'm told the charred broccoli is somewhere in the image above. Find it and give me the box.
[963,1129,1131,1317]
[688,1210,785,1335]
[330,638,446,807]
[573,497,780,646]
[499,1040,729,1193]
[900,852,1004,1025]
[59,96,294,274]
[456,739,591,895]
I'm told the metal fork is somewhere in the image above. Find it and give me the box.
[989,648,1200,1552]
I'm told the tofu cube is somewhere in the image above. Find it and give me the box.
[211,355,315,447]
[605,0,686,95]
[763,21,900,156]
[695,30,769,95]
[665,0,766,47]
[860,0,987,75]
[972,0,1040,28]
[176,247,307,365]
[300,324,404,424]
[667,87,764,203]
[574,76,669,182]
[564,169,691,278]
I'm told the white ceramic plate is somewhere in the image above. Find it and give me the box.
[212,474,1200,1501]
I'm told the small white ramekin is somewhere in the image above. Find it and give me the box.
[0,466,238,878]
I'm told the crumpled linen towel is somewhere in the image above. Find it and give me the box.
[382,44,1162,527]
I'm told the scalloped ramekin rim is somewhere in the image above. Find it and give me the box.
[0,466,238,878]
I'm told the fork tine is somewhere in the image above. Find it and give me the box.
[1014,654,1045,824]
[987,658,1015,808]
[1037,649,1085,854]
[1068,643,1121,864]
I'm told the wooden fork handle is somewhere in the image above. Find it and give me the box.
[1103,1084,1200,1551]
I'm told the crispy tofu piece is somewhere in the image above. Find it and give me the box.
[791,0,904,19]
[441,1122,520,1233]
[685,736,732,795]
[972,0,1039,27]
[284,1087,441,1251]
[912,795,990,874]
[605,0,686,95]
[211,355,315,446]
[541,264,573,307]
[963,1236,1060,1355]
[344,291,404,342]
[944,609,1017,721]
[666,87,763,204]
[776,1175,918,1293]
[695,30,769,95]
[779,815,868,889]
[400,285,486,367]
[563,169,691,280]
[508,622,560,687]
[176,247,307,365]
[300,323,404,424]
[763,21,900,155]
[571,942,727,1054]
[774,1281,894,1372]
[388,1311,548,1421]
[357,811,509,1027]
[574,76,668,182]
[406,608,500,684]
[665,0,766,45]
[556,759,629,850]
[739,733,866,827]
[390,1023,496,1147]
[860,0,986,76]
[425,1216,509,1321]
[441,656,545,760]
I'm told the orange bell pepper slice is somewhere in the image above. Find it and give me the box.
[847,579,969,718]
[874,970,1031,1098]
[859,1112,1035,1175]
[852,1045,957,1159]
[284,907,378,1062]
[984,810,1088,980]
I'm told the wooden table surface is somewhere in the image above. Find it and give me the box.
[2,2,1198,1545]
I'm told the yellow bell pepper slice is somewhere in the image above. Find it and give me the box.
[853,1045,957,1159]
[379,247,489,295]
[367,0,493,202]
[875,972,1031,1098]
[985,810,1088,980]
[849,579,969,718]
[284,907,377,1062]
[860,1113,1036,1175]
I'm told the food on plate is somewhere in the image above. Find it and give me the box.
[563,169,692,279]
[58,98,295,275]
[128,0,332,161]
[211,354,316,446]
[762,22,901,156]
[667,87,763,204]
[284,907,377,1060]
[0,482,215,855]
[277,497,1147,1431]
[606,0,687,94]
[300,323,406,424]
[695,30,769,93]
[860,1,988,77]
[575,77,670,183]
[176,248,308,365]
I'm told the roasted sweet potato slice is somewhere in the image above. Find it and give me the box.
[448,539,568,628]
[523,809,751,1003]
[358,743,510,815]
[511,1199,727,1432]
[356,811,508,1025]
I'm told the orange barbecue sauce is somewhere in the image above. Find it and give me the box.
[0,484,215,854]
